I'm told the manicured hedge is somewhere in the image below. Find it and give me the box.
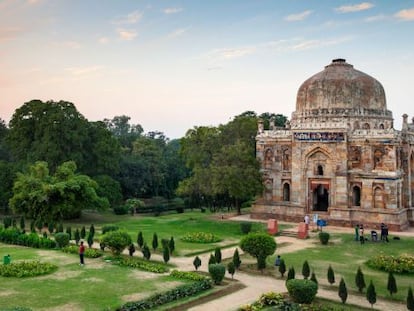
[0,227,56,249]
[181,232,221,243]
[170,269,209,281]
[286,279,318,304]
[117,279,212,311]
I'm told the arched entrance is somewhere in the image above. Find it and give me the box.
[310,181,329,211]
[352,186,361,206]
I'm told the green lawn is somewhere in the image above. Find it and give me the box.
[0,244,187,310]
[268,231,414,302]
[65,210,271,256]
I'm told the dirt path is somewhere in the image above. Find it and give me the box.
[160,215,410,311]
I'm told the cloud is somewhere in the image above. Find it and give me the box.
[65,66,103,76]
[364,14,387,22]
[285,10,313,22]
[335,2,374,13]
[263,36,352,52]
[99,37,109,44]
[163,7,183,14]
[206,47,256,61]
[117,29,137,41]
[395,7,414,21]
[112,10,142,24]
[0,27,22,42]
[60,41,81,49]
[168,27,190,38]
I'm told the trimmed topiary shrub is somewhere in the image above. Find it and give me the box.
[102,225,119,234]
[62,245,102,258]
[319,231,330,245]
[233,248,241,269]
[181,232,221,243]
[208,263,226,285]
[193,256,201,271]
[240,222,252,234]
[101,230,132,256]
[240,232,276,271]
[286,279,318,304]
[170,270,208,281]
[54,232,70,248]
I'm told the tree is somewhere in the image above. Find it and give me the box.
[233,248,241,269]
[89,224,95,238]
[287,267,295,281]
[169,236,175,255]
[227,261,235,279]
[10,161,109,222]
[387,272,397,297]
[279,259,287,278]
[19,216,25,231]
[214,247,222,263]
[142,243,151,260]
[87,232,94,248]
[163,246,170,263]
[327,265,335,285]
[366,280,377,308]
[152,233,158,251]
[74,228,80,245]
[66,226,72,240]
[103,115,143,150]
[101,230,132,256]
[302,260,310,279]
[193,256,201,271]
[310,271,318,288]
[407,286,414,311]
[128,244,136,256]
[137,231,144,249]
[338,278,348,304]
[208,264,226,285]
[355,267,366,293]
[240,233,276,270]
[208,254,216,265]
[81,226,86,239]
[94,175,123,208]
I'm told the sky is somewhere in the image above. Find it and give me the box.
[1,1,414,139]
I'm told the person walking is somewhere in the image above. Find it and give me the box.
[79,241,85,266]
[359,224,365,244]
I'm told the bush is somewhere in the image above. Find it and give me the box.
[102,225,119,234]
[113,205,129,215]
[193,256,201,270]
[240,222,252,234]
[240,233,276,270]
[355,266,366,293]
[54,232,70,248]
[170,270,208,281]
[62,245,103,258]
[101,230,132,255]
[214,247,222,263]
[181,232,221,243]
[208,263,226,285]
[233,248,241,269]
[319,231,330,245]
[286,279,318,304]
[0,261,57,277]
[118,279,212,311]
[227,261,235,278]
[114,256,169,273]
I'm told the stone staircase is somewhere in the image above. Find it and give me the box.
[278,229,298,238]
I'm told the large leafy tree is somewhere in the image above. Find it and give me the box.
[9,161,109,222]
[7,100,120,176]
[104,115,143,151]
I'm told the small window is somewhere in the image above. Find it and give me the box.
[352,186,361,206]
[317,165,324,176]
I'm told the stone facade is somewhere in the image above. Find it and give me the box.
[252,59,414,231]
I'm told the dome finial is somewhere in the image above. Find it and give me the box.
[332,58,346,63]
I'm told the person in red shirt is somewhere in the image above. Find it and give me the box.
[79,241,85,266]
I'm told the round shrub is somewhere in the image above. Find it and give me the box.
[208,263,226,285]
[181,232,221,243]
[286,279,318,304]
[0,261,57,277]
[240,233,276,270]
[101,230,132,255]
[318,231,330,245]
[54,232,70,248]
[102,224,119,234]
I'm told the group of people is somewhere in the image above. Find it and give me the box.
[355,223,389,244]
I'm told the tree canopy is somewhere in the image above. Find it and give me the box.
[9,161,109,222]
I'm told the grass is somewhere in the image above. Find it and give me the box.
[65,210,275,256]
[265,231,414,302]
[0,244,188,310]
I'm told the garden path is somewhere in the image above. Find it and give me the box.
[160,215,410,311]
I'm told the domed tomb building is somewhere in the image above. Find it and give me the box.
[252,59,414,230]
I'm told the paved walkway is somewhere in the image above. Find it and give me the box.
[162,214,410,311]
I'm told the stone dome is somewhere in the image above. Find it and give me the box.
[296,59,387,112]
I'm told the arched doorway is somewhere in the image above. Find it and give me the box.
[373,187,384,209]
[312,184,329,211]
[352,186,361,206]
[283,183,290,201]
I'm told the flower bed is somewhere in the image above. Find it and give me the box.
[366,253,414,274]
[0,261,57,277]
[181,232,221,243]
